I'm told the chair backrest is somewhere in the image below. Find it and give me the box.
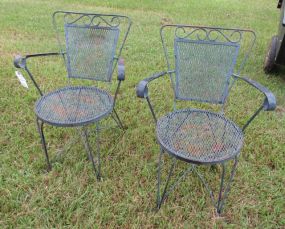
[53,11,131,82]
[160,25,256,105]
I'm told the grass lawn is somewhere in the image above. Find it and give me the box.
[1,0,285,227]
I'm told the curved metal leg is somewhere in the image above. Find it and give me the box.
[80,125,101,180]
[156,150,239,214]
[157,148,176,209]
[217,163,226,214]
[156,148,195,210]
[36,118,51,171]
[156,148,163,208]
[216,157,239,215]
[95,123,101,178]
[193,157,239,215]
[111,109,124,130]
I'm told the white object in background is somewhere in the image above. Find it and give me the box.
[15,71,28,89]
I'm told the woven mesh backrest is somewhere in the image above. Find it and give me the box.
[65,24,119,82]
[174,39,240,104]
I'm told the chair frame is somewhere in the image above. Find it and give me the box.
[137,24,276,214]
[14,11,132,179]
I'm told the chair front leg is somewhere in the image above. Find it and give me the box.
[80,124,101,180]
[157,147,177,210]
[157,147,197,210]
[112,78,125,130]
[36,118,51,171]
[184,157,239,215]
[111,108,125,130]
[216,157,239,215]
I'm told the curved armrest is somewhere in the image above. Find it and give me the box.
[233,74,276,111]
[232,74,276,131]
[136,71,172,123]
[14,52,63,69]
[13,52,63,96]
[117,58,125,81]
[136,71,168,98]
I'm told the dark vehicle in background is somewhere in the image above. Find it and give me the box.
[264,0,285,73]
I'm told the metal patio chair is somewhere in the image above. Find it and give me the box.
[14,11,131,179]
[136,25,276,214]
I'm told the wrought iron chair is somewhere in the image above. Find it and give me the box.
[136,25,276,214]
[14,11,132,179]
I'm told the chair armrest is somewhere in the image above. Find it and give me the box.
[13,52,63,96]
[136,71,172,123]
[136,71,169,98]
[233,74,276,111]
[232,74,276,131]
[14,52,63,69]
[117,58,125,81]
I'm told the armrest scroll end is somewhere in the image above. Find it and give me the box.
[118,58,125,81]
[14,55,26,69]
[263,93,276,111]
[136,80,148,98]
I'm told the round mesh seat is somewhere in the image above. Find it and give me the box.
[156,109,243,164]
[35,86,113,127]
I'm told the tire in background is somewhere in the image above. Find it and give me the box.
[263,35,278,74]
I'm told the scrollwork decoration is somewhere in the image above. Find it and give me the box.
[175,26,243,43]
[63,13,121,28]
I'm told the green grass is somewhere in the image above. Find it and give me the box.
[1,0,285,227]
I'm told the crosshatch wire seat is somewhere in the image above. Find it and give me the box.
[35,86,113,127]
[156,109,243,164]
[13,11,132,179]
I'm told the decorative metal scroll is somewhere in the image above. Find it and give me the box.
[63,13,122,28]
[174,26,243,43]
[161,25,256,71]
